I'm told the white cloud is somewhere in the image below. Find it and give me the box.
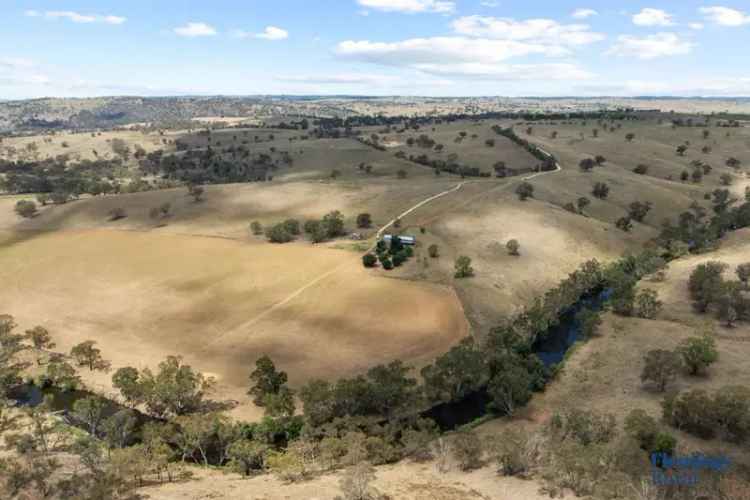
[255,26,289,40]
[335,37,594,81]
[571,8,598,19]
[46,11,97,23]
[26,10,126,25]
[451,16,605,46]
[699,6,750,26]
[337,37,570,65]
[174,22,217,37]
[103,16,127,25]
[480,1,500,7]
[410,62,594,80]
[688,22,704,30]
[356,0,455,14]
[606,33,693,59]
[632,8,675,26]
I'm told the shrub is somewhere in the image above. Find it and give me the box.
[662,389,716,439]
[635,289,662,319]
[250,221,263,235]
[575,307,601,339]
[641,350,681,392]
[282,219,301,235]
[592,182,609,199]
[678,335,718,376]
[362,254,377,268]
[515,182,534,201]
[266,223,294,243]
[615,216,633,232]
[503,239,519,256]
[454,256,474,278]
[14,200,37,218]
[451,431,483,471]
[492,428,538,477]
[624,409,677,458]
[427,244,439,258]
[356,213,372,228]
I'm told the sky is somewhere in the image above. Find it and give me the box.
[2,1,750,99]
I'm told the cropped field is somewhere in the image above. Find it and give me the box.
[0,229,467,420]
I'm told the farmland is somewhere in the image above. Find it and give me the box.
[3,102,750,498]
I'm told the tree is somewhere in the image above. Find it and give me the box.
[635,289,662,319]
[356,213,372,229]
[421,338,486,403]
[576,197,590,213]
[187,184,204,202]
[72,396,106,435]
[102,409,138,449]
[454,256,474,278]
[427,244,439,258]
[579,158,595,172]
[263,386,295,418]
[515,182,534,201]
[136,356,212,417]
[688,261,728,313]
[633,164,649,175]
[487,356,532,416]
[736,263,750,288]
[322,210,345,238]
[248,355,289,406]
[362,254,377,268]
[14,200,37,218]
[112,366,144,407]
[624,409,676,456]
[250,221,263,235]
[575,307,601,339]
[628,201,652,222]
[676,144,688,156]
[506,239,520,256]
[592,182,609,199]
[24,326,55,352]
[641,350,681,392]
[265,223,294,243]
[678,335,718,376]
[282,219,301,236]
[228,439,269,476]
[726,157,741,169]
[451,431,483,471]
[625,133,635,142]
[0,315,29,397]
[70,341,110,372]
[615,216,633,232]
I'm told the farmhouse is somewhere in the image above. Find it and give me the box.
[383,234,416,245]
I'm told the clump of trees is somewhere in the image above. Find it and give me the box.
[373,235,414,269]
[266,211,346,244]
[687,261,750,325]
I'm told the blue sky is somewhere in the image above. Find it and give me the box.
[2,1,750,98]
